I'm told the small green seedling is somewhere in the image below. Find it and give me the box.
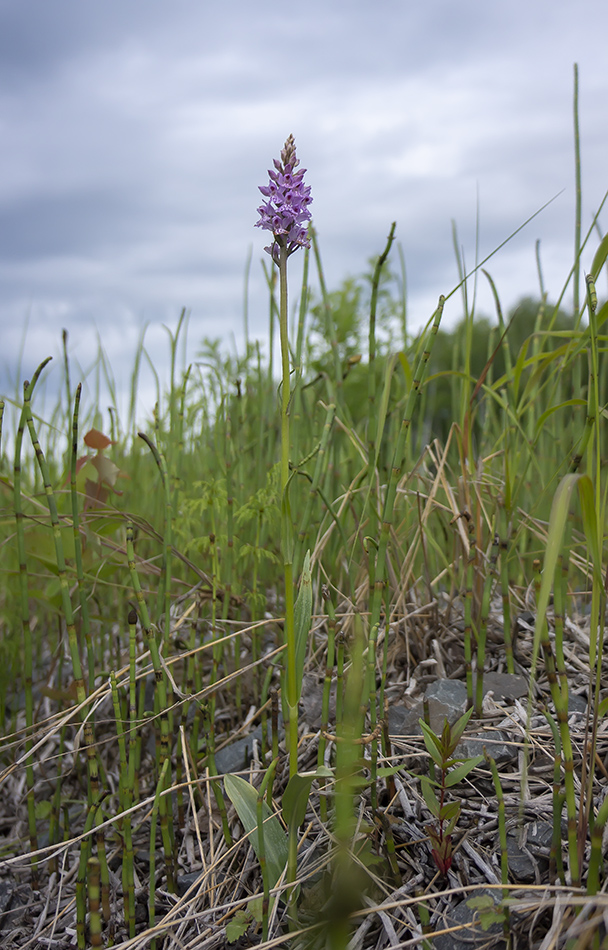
[419,708,482,875]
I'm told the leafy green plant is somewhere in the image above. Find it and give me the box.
[419,709,483,875]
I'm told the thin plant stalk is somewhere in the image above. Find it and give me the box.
[138,432,173,646]
[293,402,336,579]
[87,856,102,948]
[95,808,111,925]
[498,497,514,674]
[318,588,337,821]
[462,513,476,707]
[110,671,135,937]
[125,529,176,890]
[76,803,99,950]
[70,383,94,692]
[24,366,100,805]
[369,297,445,634]
[367,224,397,614]
[543,710,566,885]
[486,754,510,935]
[367,622,380,811]
[257,758,279,942]
[474,527,498,717]
[278,242,298,777]
[13,358,51,887]
[149,758,169,950]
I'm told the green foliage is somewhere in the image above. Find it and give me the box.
[3,185,608,947]
[223,774,288,889]
[419,710,483,875]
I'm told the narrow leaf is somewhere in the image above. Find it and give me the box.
[420,775,441,818]
[439,800,460,822]
[447,707,474,749]
[283,771,318,830]
[419,720,445,768]
[444,756,484,787]
[293,550,313,702]
[591,231,608,280]
[224,774,288,888]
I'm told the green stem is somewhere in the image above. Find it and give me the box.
[278,244,298,777]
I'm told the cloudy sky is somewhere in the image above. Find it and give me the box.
[1,0,607,425]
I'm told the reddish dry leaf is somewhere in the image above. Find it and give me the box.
[84,428,115,450]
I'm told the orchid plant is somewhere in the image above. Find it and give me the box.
[256,136,313,776]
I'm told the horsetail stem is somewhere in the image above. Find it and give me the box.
[369,297,444,635]
[462,512,476,707]
[138,432,173,646]
[367,622,379,811]
[475,526,498,717]
[125,531,171,768]
[110,671,135,936]
[367,224,397,566]
[149,757,169,949]
[533,557,580,885]
[70,383,94,693]
[86,855,102,948]
[485,753,510,932]
[76,802,99,950]
[24,364,100,805]
[13,359,51,888]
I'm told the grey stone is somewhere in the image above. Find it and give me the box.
[505,820,554,883]
[299,673,336,729]
[214,716,283,774]
[457,731,515,764]
[387,702,425,737]
[176,871,203,897]
[425,679,468,732]
[433,889,506,949]
[0,879,16,921]
[567,692,587,715]
[388,679,469,739]
[214,725,265,774]
[0,878,28,932]
[388,674,528,743]
[474,672,528,702]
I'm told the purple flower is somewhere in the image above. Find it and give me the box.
[255,134,312,263]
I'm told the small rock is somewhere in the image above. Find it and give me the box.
[299,673,336,729]
[475,672,528,702]
[433,889,506,950]
[214,726,264,773]
[425,679,468,732]
[457,731,515,764]
[176,871,203,897]
[505,820,553,883]
[388,679,468,738]
[387,702,425,737]
[214,716,283,774]
[0,879,16,926]
[0,878,28,932]
[567,692,587,716]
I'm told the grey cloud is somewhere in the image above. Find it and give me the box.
[1,0,607,421]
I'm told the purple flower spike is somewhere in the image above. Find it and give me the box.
[255,134,312,263]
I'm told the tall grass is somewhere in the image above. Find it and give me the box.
[2,83,608,948]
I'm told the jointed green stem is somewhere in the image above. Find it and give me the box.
[369,298,444,635]
[24,364,100,805]
[14,361,50,888]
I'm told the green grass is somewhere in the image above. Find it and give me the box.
[2,80,608,948]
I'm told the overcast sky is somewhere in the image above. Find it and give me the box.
[1,0,607,427]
